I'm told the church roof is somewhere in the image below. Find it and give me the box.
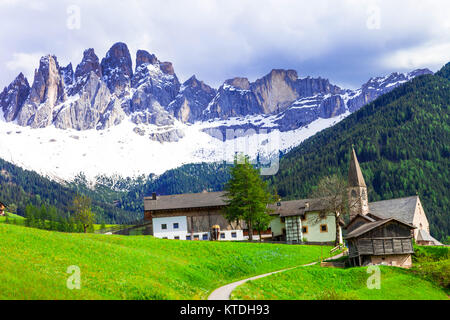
[368,196,418,225]
[348,148,366,187]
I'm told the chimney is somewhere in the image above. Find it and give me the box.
[152,192,157,200]
[305,202,310,209]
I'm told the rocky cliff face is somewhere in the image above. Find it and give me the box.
[0,42,433,138]
[16,55,66,128]
[129,49,180,119]
[167,75,216,123]
[69,48,102,95]
[0,73,30,122]
[101,42,133,96]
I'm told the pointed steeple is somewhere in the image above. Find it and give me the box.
[348,147,366,188]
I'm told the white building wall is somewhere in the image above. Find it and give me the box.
[412,198,430,240]
[152,216,244,241]
[153,216,188,239]
[219,230,244,241]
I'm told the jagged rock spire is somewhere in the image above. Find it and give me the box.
[348,147,366,187]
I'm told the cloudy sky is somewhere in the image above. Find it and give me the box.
[0,0,449,89]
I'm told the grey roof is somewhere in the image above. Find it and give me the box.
[417,229,443,245]
[345,218,415,239]
[368,196,418,225]
[348,148,367,187]
[270,198,330,217]
[144,191,227,211]
[144,191,331,216]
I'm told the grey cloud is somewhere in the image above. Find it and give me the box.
[0,0,449,90]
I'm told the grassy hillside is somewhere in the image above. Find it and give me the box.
[232,246,449,300]
[0,212,24,224]
[231,264,448,300]
[0,224,332,300]
[270,65,450,241]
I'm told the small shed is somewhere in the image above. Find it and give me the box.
[345,218,415,268]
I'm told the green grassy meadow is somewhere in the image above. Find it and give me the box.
[0,223,332,300]
[232,246,450,300]
[0,212,118,231]
[0,212,25,224]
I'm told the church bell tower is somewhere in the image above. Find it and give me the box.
[348,147,369,221]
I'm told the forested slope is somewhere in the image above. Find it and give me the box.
[270,64,450,241]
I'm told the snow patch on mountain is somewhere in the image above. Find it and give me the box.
[0,111,350,182]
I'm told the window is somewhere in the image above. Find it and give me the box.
[162,237,168,239]
[186,235,191,240]
[320,224,328,233]
[174,236,180,240]
[173,223,179,229]
[220,233,226,239]
[161,224,167,230]
[231,232,237,238]
[194,234,200,240]
[202,234,208,240]
[302,226,308,234]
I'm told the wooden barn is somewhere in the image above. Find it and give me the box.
[345,217,415,268]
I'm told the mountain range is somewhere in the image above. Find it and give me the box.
[0,42,433,182]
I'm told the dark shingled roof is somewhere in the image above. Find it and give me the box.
[348,148,366,187]
[368,196,418,225]
[144,192,330,216]
[345,218,415,239]
[144,191,227,211]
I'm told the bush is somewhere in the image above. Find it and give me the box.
[411,260,450,291]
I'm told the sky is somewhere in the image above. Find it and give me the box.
[0,0,449,90]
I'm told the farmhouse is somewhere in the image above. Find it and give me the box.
[0,201,5,216]
[144,191,247,241]
[269,199,344,245]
